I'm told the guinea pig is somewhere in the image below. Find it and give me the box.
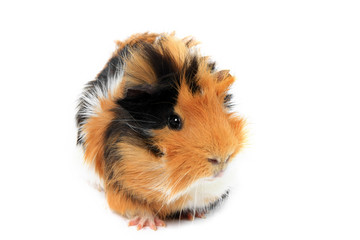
[76,32,245,230]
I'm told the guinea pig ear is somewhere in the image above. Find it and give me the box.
[214,70,230,82]
[214,70,235,95]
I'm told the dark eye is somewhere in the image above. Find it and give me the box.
[167,114,182,130]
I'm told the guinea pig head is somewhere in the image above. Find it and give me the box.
[117,36,245,203]
[152,71,245,201]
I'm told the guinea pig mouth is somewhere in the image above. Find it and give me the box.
[206,170,225,181]
[214,170,225,178]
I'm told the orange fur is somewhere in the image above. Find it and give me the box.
[82,97,117,178]
[106,140,193,218]
[115,32,159,49]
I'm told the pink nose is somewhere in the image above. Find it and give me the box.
[214,170,224,178]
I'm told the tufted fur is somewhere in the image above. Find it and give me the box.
[76,32,245,220]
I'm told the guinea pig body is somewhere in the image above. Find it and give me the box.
[76,33,245,230]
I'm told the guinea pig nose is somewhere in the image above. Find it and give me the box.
[208,158,220,165]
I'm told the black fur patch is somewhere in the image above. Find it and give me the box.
[184,56,201,94]
[117,84,177,130]
[224,94,234,109]
[143,43,179,85]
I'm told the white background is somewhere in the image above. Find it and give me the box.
[0,0,359,239]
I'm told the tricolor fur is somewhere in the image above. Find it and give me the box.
[76,33,245,219]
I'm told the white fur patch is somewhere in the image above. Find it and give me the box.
[77,70,124,144]
[183,169,233,209]
[166,165,235,209]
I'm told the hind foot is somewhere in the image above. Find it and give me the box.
[182,210,206,220]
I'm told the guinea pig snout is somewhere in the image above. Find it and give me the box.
[207,169,226,181]
[207,154,231,179]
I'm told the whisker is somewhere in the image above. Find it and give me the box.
[124,110,162,121]
[167,169,191,202]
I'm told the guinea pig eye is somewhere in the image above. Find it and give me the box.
[167,114,182,130]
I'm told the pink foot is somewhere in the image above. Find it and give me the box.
[128,216,166,231]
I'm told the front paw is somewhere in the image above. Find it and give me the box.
[128,215,166,231]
